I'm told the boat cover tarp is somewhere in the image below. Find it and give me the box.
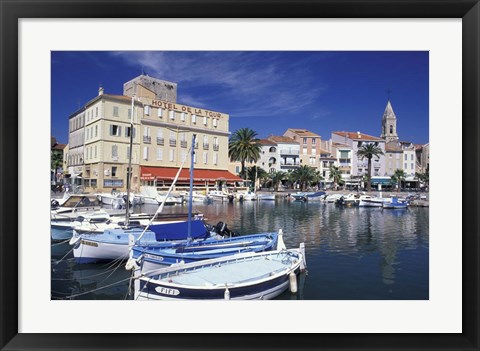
[150,220,209,241]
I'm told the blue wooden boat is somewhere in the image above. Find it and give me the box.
[129,231,278,273]
[382,196,408,209]
[133,242,307,301]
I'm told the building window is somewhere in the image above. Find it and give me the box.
[113,106,119,117]
[110,125,121,136]
[156,148,163,161]
[86,128,90,140]
[181,112,186,122]
[95,107,98,117]
[213,153,218,165]
[180,150,187,162]
[169,132,176,147]
[169,110,175,120]
[111,166,117,177]
[94,145,97,158]
[404,154,407,160]
[303,147,307,155]
[125,126,135,138]
[126,146,130,161]
[157,129,164,145]
[203,152,208,164]
[203,116,207,125]
[112,145,118,159]
[128,108,132,119]
[390,125,393,133]
[213,119,217,128]
[312,138,316,145]
[404,163,407,169]
[143,146,149,160]
[411,154,414,160]
[95,125,98,137]
[169,149,175,162]
[144,105,151,116]
[157,108,163,118]
[192,114,196,124]
[303,138,307,145]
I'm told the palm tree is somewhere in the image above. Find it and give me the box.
[228,128,261,179]
[246,166,268,190]
[268,171,286,192]
[391,169,407,191]
[51,151,63,183]
[329,165,343,190]
[291,165,316,191]
[356,143,385,191]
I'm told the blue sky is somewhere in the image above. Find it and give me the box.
[51,51,429,145]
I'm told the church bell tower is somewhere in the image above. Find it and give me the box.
[381,100,399,142]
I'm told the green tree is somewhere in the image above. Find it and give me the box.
[391,169,407,191]
[228,128,261,179]
[51,151,63,183]
[291,165,316,191]
[267,171,286,192]
[246,166,268,190]
[415,170,429,189]
[329,165,343,189]
[356,143,385,191]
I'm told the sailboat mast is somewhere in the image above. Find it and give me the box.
[125,94,135,227]
[187,134,196,242]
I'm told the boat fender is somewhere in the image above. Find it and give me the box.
[69,236,81,247]
[289,272,298,294]
[224,286,230,300]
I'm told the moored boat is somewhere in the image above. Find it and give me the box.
[131,239,307,300]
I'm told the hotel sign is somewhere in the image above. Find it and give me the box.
[150,99,226,118]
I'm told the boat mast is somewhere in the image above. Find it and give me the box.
[187,134,196,242]
[125,94,135,227]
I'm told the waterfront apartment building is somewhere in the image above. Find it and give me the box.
[384,141,416,177]
[254,136,300,173]
[331,131,387,180]
[64,75,241,192]
[283,128,322,168]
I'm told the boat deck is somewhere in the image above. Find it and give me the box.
[157,254,293,287]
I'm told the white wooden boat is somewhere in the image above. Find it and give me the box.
[132,240,307,300]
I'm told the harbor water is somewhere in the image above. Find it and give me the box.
[51,198,429,300]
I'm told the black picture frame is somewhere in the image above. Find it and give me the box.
[1,1,479,350]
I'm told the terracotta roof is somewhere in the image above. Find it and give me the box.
[385,142,403,152]
[333,131,384,141]
[258,138,277,146]
[332,142,351,148]
[140,167,242,182]
[268,136,299,144]
[286,129,320,138]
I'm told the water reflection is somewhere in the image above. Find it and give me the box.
[51,199,429,300]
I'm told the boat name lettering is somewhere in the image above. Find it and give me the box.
[155,287,180,296]
[81,240,98,247]
[145,254,163,261]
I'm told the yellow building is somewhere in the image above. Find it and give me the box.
[65,75,241,192]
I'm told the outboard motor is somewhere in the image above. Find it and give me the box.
[214,221,239,237]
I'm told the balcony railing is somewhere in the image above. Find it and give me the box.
[156,137,164,145]
[279,149,300,155]
[213,144,219,151]
[169,139,176,147]
[203,143,209,150]
[180,140,187,148]
[143,136,151,144]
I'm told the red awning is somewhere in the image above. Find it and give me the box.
[140,166,242,183]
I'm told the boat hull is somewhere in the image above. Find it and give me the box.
[135,249,303,300]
